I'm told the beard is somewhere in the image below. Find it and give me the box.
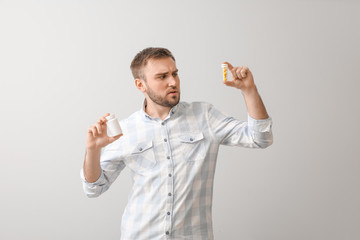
[145,82,180,108]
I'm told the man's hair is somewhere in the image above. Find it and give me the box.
[130,47,175,80]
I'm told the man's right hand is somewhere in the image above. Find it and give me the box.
[86,113,123,151]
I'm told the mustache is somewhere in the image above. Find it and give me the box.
[167,86,178,92]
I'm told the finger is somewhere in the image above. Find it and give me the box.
[235,68,243,79]
[95,122,102,134]
[89,126,97,137]
[87,127,93,136]
[230,67,240,80]
[240,67,249,78]
[222,61,234,71]
[99,113,110,124]
[98,117,106,125]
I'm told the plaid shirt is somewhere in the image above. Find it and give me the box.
[81,101,273,240]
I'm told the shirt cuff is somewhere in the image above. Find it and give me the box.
[80,168,106,186]
[247,115,272,132]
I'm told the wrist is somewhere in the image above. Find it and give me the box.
[241,85,258,97]
[86,147,102,154]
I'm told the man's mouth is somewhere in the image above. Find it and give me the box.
[168,91,177,95]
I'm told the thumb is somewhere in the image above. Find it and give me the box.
[109,134,123,143]
[223,81,236,87]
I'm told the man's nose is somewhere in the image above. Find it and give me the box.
[168,75,177,86]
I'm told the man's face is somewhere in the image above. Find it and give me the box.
[141,57,180,108]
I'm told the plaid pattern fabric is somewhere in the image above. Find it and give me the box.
[81,101,273,240]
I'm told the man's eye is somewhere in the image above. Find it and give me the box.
[160,75,167,79]
[172,72,178,77]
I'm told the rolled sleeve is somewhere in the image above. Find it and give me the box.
[80,146,126,198]
[80,168,107,198]
[247,115,272,132]
[247,115,273,148]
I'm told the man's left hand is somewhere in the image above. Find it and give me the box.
[223,62,256,94]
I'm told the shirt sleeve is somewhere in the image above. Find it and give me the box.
[207,104,273,148]
[80,148,126,198]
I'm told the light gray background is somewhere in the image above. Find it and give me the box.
[1,0,359,239]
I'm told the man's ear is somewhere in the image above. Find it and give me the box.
[135,78,146,93]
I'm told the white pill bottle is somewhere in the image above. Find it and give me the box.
[105,114,123,137]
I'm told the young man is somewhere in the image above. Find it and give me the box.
[81,47,273,240]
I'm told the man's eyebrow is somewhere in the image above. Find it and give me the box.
[154,72,168,77]
[154,69,178,76]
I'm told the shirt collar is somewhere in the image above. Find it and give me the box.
[140,99,180,121]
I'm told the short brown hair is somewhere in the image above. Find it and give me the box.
[130,47,175,80]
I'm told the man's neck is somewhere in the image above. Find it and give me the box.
[145,100,172,120]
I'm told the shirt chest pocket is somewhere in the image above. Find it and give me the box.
[179,132,206,162]
[124,141,157,174]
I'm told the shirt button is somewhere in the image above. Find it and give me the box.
[161,122,165,125]
[167,212,170,215]
[168,193,172,196]
[166,231,170,235]
[139,148,143,151]
[168,173,172,177]
[164,138,167,142]
[190,138,193,141]
[167,156,170,159]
